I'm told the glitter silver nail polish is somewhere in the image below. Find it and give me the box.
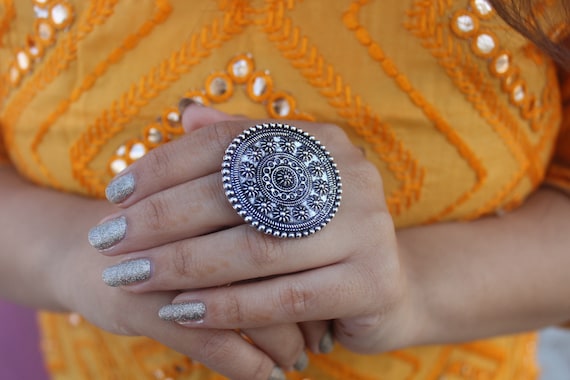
[158,302,206,323]
[293,351,309,371]
[102,258,151,287]
[319,330,334,354]
[268,367,286,380]
[88,216,127,251]
[105,172,135,204]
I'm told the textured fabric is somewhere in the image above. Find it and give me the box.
[0,0,565,379]
[546,71,570,193]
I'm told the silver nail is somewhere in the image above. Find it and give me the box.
[293,351,309,371]
[268,367,286,380]
[158,302,206,323]
[88,216,127,251]
[106,172,135,204]
[102,258,151,287]
[319,330,334,354]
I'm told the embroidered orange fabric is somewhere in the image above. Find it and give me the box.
[0,0,567,379]
[0,128,9,165]
[546,70,570,193]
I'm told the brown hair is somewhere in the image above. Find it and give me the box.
[490,0,570,68]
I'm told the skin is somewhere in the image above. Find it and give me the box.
[0,164,313,379]
[1,104,569,380]
[99,104,570,353]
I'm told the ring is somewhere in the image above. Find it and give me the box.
[222,123,342,238]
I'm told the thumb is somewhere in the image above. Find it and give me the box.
[179,98,247,134]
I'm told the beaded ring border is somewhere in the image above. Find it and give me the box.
[222,123,342,238]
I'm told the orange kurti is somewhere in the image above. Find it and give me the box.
[0,0,568,379]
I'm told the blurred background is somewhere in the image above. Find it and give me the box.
[539,327,570,380]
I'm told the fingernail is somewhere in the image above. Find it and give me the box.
[268,366,286,380]
[177,97,202,115]
[158,302,206,323]
[293,351,309,371]
[102,258,151,287]
[88,216,127,251]
[106,172,135,204]
[319,330,334,354]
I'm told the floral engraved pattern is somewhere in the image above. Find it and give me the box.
[222,123,342,238]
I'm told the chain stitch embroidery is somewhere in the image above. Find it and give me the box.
[1,0,119,179]
[29,0,172,189]
[263,0,425,215]
[69,2,249,196]
[347,0,487,222]
[106,53,315,176]
[0,0,15,48]
[406,0,560,218]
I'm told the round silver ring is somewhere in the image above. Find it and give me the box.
[222,123,342,238]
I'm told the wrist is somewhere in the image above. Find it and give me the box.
[392,228,446,349]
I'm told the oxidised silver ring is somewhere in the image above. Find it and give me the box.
[222,123,342,238]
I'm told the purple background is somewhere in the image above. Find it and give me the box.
[0,300,48,380]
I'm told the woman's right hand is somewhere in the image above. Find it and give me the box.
[0,165,309,380]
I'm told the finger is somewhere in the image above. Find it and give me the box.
[157,261,384,329]
[298,321,333,354]
[242,324,309,371]
[101,221,352,290]
[105,119,353,210]
[147,321,285,380]
[90,172,242,254]
[180,100,245,133]
[86,271,286,380]
[99,157,384,286]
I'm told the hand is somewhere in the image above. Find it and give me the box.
[91,104,417,355]
[58,234,308,380]
[0,166,305,380]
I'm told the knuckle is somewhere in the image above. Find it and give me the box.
[198,330,234,363]
[145,144,172,180]
[350,160,383,191]
[142,195,170,231]
[242,227,282,268]
[209,121,241,152]
[333,319,380,354]
[171,241,193,278]
[206,173,230,212]
[278,281,314,320]
[220,293,245,325]
[320,123,351,145]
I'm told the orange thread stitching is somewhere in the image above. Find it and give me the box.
[347,0,486,222]
[308,351,385,380]
[388,351,421,380]
[405,0,558,218]
[0,0,15,47]
[1,0,119,180]
[29,0,172,189]
[467,46,561,219]
[70,3,249,196]
[262,0,425,215]
[106,53,315,176]
[0,0,16,105]
[425,347,453,380]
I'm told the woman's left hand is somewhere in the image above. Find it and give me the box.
[90,105,419,354]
